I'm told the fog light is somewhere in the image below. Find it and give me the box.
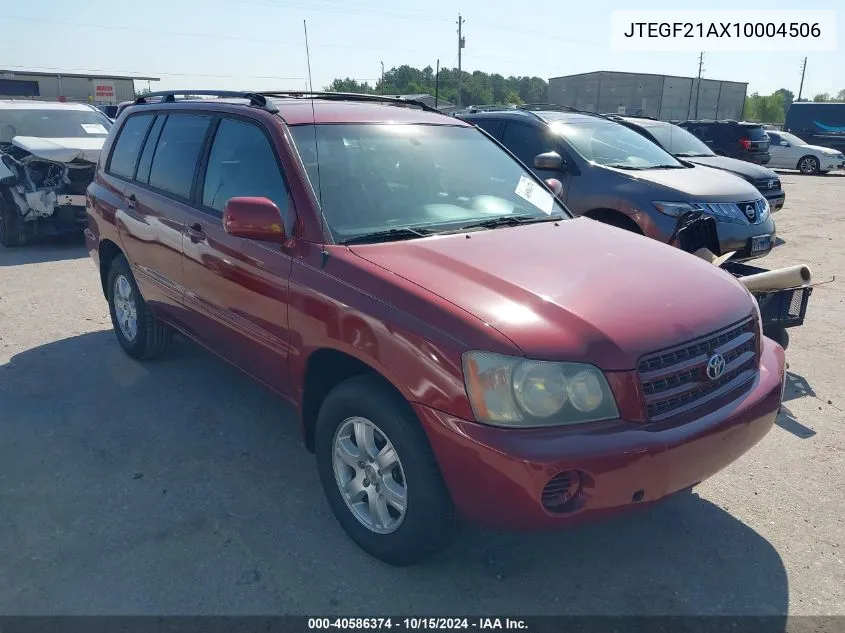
[541,470,583,512]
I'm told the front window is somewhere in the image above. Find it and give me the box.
[0,108,112,142]
[546,118,684,170]
[289,123,569,243]
[778,131,807,146]
[642,124,714,157]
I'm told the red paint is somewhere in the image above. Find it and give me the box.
[223,197,287,243]
[86,97,785,530]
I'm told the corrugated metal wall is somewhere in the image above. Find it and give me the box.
[548,72,747,121]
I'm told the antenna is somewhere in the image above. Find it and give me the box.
[303,20,328,249]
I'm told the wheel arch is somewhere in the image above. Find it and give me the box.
[300,347,411,453]
[583,208,644,234]
[796,154,819,171]
[98,239,123,298]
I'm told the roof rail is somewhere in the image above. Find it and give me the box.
[517,103,579,112]
[133,90,278,113]
[257,91,441,113]
[453,104,517,114]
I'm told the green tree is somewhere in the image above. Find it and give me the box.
[836,89,845,101]
[773,88,794,111]
[813,93,830,102]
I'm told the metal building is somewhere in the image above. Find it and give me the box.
[548,71,747,121]
[0,69,159,105]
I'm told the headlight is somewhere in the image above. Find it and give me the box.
[759,197,770,221]
[653,201,696,217]
[462,352,619,427]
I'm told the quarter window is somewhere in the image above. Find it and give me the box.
[108,113,154,179]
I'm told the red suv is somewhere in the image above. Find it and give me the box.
[85,91,786,566]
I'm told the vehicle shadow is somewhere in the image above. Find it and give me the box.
[774,371,818,439]
[0,236,88,266]
[774,237,786,247]
[0,331,789,619]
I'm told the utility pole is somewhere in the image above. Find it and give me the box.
[380,61,385,95]
[457,14,465,107]
[435,59,440,108]
[798,56,807,101]
[694,52,704,119]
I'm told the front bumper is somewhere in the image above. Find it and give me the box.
[717,214,777,261]
[416,338,785,531]
[820,157,845,171]
[760,190,785,213]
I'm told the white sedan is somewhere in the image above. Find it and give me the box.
[765,130,845,175]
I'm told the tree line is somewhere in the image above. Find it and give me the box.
[325,64,548,106]
[743,88,845,124]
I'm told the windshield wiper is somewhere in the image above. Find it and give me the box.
[456,214,562,231]
[340,227,434,245]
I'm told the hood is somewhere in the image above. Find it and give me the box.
[801,144,842,156]
[349,218,755,370]
[11,136,104,163]
[608,163,762,202]
[684,155,778,181]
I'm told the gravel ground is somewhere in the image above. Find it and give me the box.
[0,172,842,617]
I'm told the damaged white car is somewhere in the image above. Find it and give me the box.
[0,101,111,246]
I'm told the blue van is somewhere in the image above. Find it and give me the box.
[784,102,845,153]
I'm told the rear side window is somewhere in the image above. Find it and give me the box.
[108,113,154,178]
[201,118,289,217]
[148,114,211,199]
[473,118,503,139]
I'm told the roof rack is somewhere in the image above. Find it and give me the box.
[133,90,278,113]
[453,104,517,114]
[258,91,441,113]
[517,103,580,112]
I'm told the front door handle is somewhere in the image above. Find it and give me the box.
[187,222,206,243]
[126,193,137,210]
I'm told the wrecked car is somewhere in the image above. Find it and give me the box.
[0,101,111,246]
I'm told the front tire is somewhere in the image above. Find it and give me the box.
[798,155,820,175]
[106,254,172,359]
[315,374,455,566]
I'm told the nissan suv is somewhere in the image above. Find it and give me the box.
[678,120,771,165]
[85,91,785,565]
[608,115,785,212]
[458,106,777,260]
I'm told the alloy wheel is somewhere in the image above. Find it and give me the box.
[113,274,139,341]
[332,416,408,534]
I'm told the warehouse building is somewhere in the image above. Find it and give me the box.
[548,71,747,121]
[0,69,159,105]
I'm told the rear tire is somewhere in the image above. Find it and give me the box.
[106,254,172,359]
[0,194,29,247]
[798,155,820,175]
[315,374,455,566]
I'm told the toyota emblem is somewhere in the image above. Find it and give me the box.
[706,353,726,381]
[744,204,756,220]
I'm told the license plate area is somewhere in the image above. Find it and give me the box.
[751,234,772,253]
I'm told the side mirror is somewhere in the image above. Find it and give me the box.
[544,178,564,199]
[534,151,564,171]
[223,197,286,244]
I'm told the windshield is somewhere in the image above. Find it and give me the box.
[642,123,714,157]
[548,119,684,169]
[289,123,570,243]
[0,108,112,142]
[779,131,807,145]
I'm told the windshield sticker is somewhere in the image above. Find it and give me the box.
[81,123,108,135]
[514,175,554,214]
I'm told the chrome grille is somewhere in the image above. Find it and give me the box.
[692,199,768,225]
[638,319,757,421]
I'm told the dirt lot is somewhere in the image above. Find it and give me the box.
[0,171,843,617]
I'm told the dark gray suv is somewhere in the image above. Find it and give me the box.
[458,106,777,261]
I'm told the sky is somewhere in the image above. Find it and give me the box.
[1,0,843,98]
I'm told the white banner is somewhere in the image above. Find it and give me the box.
[611,10,837,51]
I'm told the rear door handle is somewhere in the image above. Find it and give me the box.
[187,222,206,242]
